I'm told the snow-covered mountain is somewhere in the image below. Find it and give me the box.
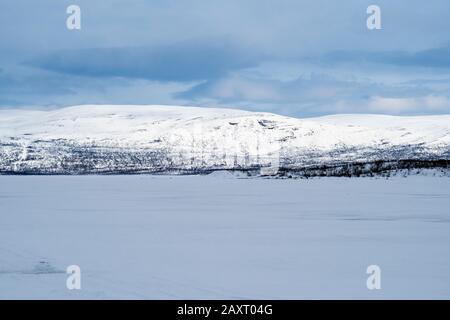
[0,105,449,176]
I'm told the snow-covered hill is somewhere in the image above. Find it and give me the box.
[0,105,449,176]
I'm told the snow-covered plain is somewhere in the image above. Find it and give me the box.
[1,174,449,299]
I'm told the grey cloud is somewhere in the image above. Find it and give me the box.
[318,45,450,69]
[25,40,262,82]
[176,74,440,116]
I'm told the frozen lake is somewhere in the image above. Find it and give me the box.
[0,174,449,299]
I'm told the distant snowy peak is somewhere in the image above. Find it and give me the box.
[0,105,449,176]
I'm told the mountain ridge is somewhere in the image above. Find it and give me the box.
[1,105,449,176]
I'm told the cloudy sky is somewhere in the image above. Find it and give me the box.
[1,0,450,116]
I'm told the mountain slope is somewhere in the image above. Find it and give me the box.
[0,105,449,176]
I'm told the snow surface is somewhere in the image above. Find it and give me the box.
[1,175,449,299]
[1,105,449,174]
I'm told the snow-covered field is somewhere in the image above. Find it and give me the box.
[0,174,449,299]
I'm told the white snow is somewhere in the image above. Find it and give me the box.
[1,105,449,174]
[1,104,449,151]
[0,175,449,299]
